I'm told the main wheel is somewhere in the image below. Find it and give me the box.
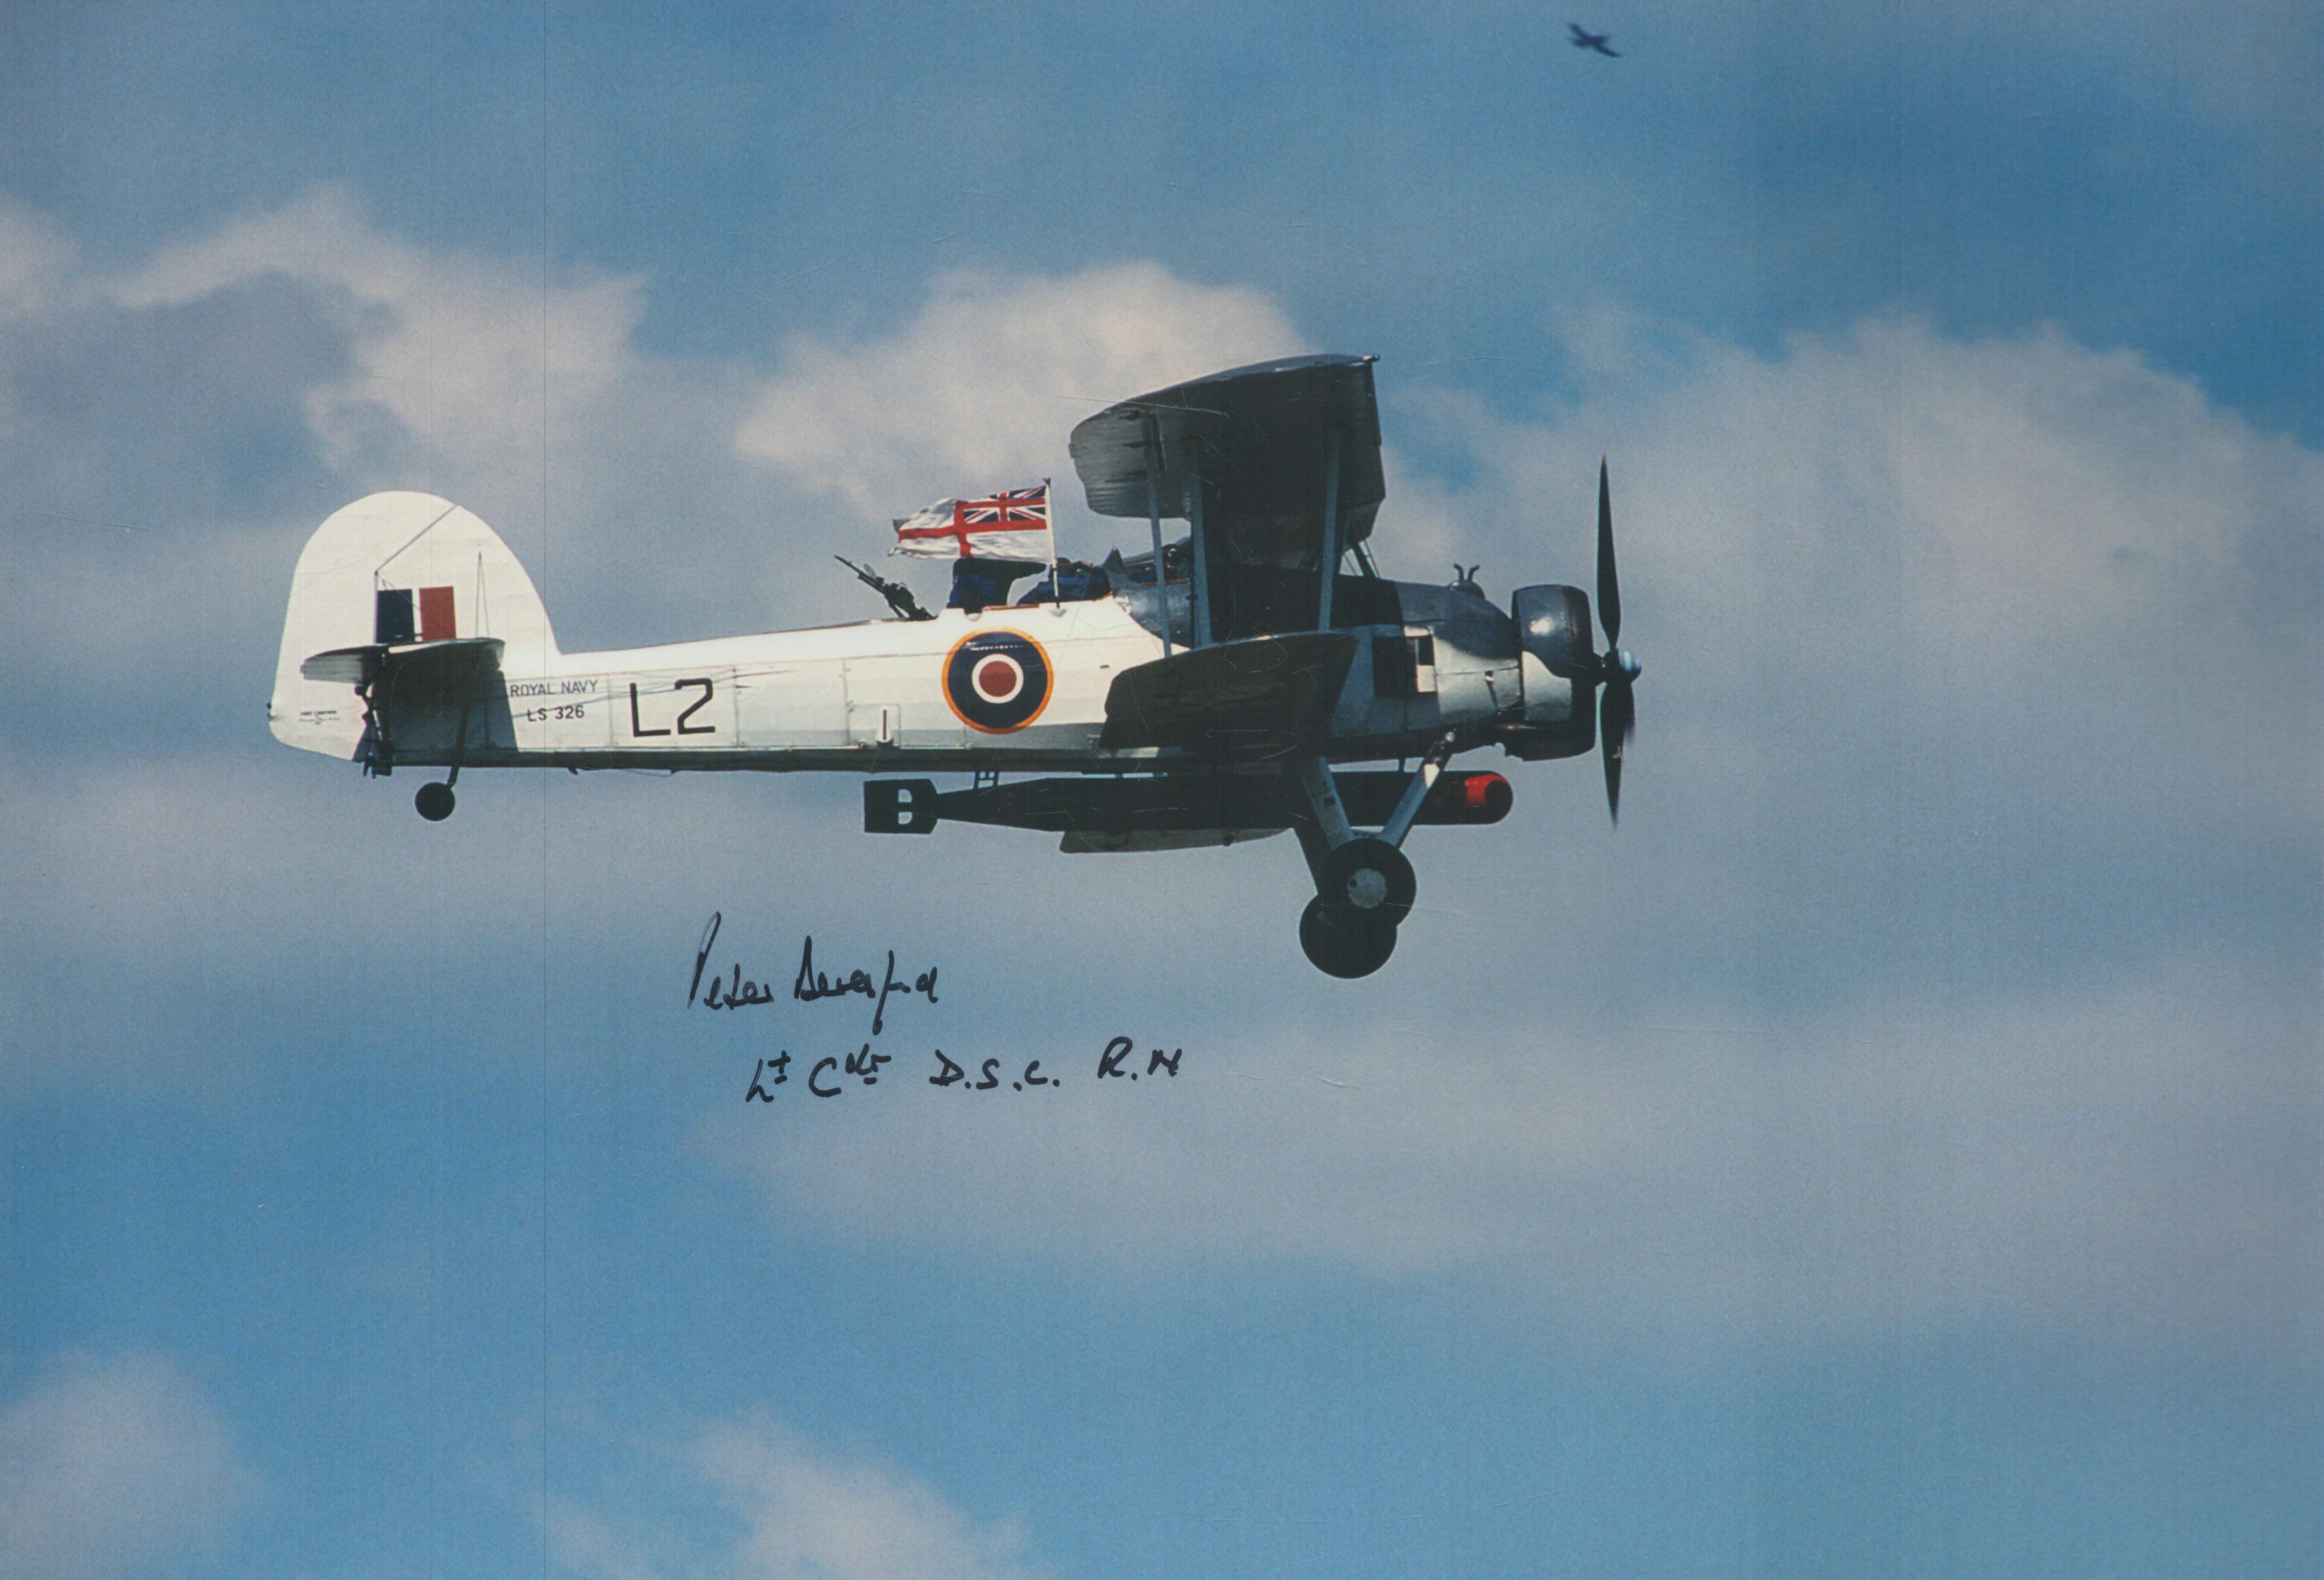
[1319,837,1416,924]
[415,782,456,821]
[1299,897,1398,978]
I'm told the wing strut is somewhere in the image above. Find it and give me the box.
[1142,410,1172,660]
[1187,472,1213,648]
[1316,427,1342,631]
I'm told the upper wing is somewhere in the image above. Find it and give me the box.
[1067,353,1385,571]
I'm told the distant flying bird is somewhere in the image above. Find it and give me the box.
[1569,23,1620,56]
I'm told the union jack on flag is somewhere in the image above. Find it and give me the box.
[891,483,1052,560]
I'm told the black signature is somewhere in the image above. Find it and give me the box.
[690,912,938,1036]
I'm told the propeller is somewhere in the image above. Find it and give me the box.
[1594,458,1641,822]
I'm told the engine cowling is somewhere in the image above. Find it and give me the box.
[1504,584,1596,759]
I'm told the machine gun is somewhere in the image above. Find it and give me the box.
[834,556,934,621]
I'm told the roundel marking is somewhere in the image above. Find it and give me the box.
[943,629,1053,733]
[971,654,1024,705]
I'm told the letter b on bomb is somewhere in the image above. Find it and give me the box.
[863,779,938,834]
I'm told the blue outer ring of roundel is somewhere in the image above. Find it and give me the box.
[943,630,1053,733]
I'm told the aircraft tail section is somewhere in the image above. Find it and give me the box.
[270,493,557,759]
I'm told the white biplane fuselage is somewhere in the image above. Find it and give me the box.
[269,494,1563,779]
[355,597,1524,774]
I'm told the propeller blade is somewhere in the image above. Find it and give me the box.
[1600,673,1633,823]
[1596,457,1621,648]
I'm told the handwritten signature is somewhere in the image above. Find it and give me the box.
[689,911,937,1036]
[688,914,1187,1104]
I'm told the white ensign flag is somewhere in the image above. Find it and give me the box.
[891,483,1052,560]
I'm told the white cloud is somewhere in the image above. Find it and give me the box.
[17,198,1315,654]
[1449,311,2313,638]
[735,263,1305,519]
[0,195,1371,664]
[0,186,787,672]
[1411,311,2321,843]
[709,952,2315,1349]
[107,184,646,481]
[551,1416,1046,1580]
[0,1354,256,1580]
[702,1420,1043,1580]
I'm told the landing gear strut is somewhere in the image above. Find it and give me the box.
[1289,735,1457,977]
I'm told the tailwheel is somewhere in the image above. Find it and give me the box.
[1299,897,1398,979]
[414,782,457,822]
[1319,836,1417,924]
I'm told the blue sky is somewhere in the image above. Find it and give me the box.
[1,3,2317,1578]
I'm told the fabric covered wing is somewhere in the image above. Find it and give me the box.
[1098,631,1358,756]
[1067,353,1384,568]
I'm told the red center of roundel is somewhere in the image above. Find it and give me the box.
[971,654,1024,704]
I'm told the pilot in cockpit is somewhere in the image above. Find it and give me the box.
[1016,557,1112,605]
[947,556,1042,612]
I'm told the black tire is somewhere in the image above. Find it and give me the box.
[415,782,456,821]
[1319,836,1416,924]
[1299,897,1398,979]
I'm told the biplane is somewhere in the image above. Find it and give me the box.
[269,355,1641,976]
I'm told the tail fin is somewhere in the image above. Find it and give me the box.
[270,492,557,759]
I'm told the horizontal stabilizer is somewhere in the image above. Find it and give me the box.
[299,646,376,684]
[302,636,507,690]
[1100,631,1357,756]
